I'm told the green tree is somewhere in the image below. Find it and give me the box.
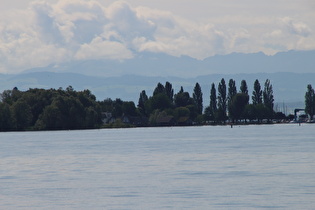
[112,98,123,118]
[178,86,184,94]
[11,99,33,130]
[187,104,198,121]
[148,110,172,126]
[78,89,97,107]
[100,98,114,112]
[208,83,217,120]
[122,101,137,116]
[240,80,248,95]
[244,104,257,122]
[0,103,13,131]
[243,104,268,123]
[263,79,274,120]
[22,88,54,125]
[252,79,262,105]
[174,106,190,121]
[35,104,63,130]
[305,84,315,120]
[217,78,227,122]
[174,90,194,108]
[263,79,274,110]
[153,83,165,96]
[255,104,270,122]
[173,87,195,120]
[68,98,85,129]
[138,90,148,114]
[193,82,203,115]
[228,79,237,118]
[228,93,249,122]
[228,79,237,102]
[0,87,101,130]
[146,93,172,113]
[1,90,13,104]
[204,106,212,121]
[165,82,174,102]
[1,87,21,105]
[66,85,74,93]
[85,106,100,129]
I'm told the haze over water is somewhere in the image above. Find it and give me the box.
[1,124,314,209]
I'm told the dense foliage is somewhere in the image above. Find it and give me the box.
[2,78,311,131]
[0,87,102,131]
[100,79,282,127]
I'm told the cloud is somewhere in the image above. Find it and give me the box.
[105,1,157,48]
[74,36,133,60]
[282,17,311,37]
[31,0,108,45]
[0,0,315,73]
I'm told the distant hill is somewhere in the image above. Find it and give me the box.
[1,71,314,114]
[22,50,315,77]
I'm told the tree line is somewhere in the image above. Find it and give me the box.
[1,79,313,131]
[133,78,277,126]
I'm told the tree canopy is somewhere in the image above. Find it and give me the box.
[0,87,101,131]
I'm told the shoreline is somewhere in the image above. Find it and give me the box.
[1,121,313,133]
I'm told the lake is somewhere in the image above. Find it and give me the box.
[0,124,314,209]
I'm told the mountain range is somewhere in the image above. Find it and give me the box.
[22,50,315,77]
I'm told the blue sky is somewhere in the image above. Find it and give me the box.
[0,0,314,74]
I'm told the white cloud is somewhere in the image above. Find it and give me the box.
[74,36,133,60]
[0,0,315,73]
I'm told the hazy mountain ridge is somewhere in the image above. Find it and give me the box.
[22,50,315,77]
[1,71,314,114]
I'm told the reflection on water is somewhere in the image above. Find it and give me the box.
[0,124,315,209]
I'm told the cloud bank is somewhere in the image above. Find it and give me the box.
[0,0,314,73]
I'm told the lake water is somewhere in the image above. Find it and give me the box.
[0,124,314,209]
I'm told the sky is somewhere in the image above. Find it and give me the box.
[0,0,314,74]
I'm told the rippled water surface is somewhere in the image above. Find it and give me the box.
[1,124,315,209]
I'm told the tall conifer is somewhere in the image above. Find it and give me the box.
[252,79,262,105]
[193,82,203,114]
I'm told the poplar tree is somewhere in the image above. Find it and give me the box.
[240,80,248,95]
[165,81,174,102]
[138,90,148,113]
[193,82,203,114]
[209,83,217,116]
[252,79,262,105]
[263,79,274,110]
[228,79,237,116]
[228,79,237,102]
[218,78,227,122]
[179,86,184,94]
